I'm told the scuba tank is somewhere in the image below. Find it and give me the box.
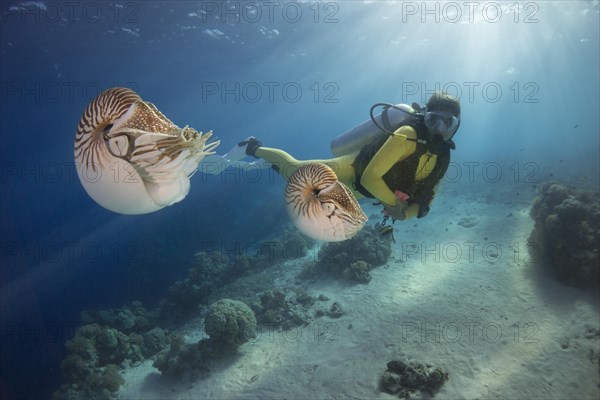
[330,103,420,157]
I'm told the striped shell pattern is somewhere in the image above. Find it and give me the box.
[74,87,219,214]
[285,163,367,241]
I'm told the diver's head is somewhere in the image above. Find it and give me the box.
[424,91,461,141]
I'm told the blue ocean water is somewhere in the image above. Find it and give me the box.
[0,1,598,399]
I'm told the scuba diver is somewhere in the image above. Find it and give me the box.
[221,91,461,223]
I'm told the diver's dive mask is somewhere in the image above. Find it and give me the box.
[424,110,460,141]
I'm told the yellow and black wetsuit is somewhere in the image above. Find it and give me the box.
[254,124,452,220]
[352,124,452,219]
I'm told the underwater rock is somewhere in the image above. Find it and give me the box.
[80,309,132,332]
[60,352,94,385]
[258,288,287,311]
[158,251,233,324]
[256,227,314,267]
[153,334,242,380]
[327,302,344,318]
[295,291,316,307]
[343,260,372,283]
[153,335,205,379]
[87,364,124,393]
[54,357,125,400]
[157,227,314,326]
[457,217,478,228]
[204,299,257,346]
[529,182,599,289]
[380,359,449,398]
[95,327,138,365]
[56,309,174,400]
[141,327,170,358]
[300,225,392,283]
[80,301,157,334]
[253,288,314,329]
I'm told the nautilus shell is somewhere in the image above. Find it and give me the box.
[74,87,219,214]
[285,163,368,241]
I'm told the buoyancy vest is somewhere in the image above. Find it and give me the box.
[352,120,453,207]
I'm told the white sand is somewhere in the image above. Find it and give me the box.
[117,187,600,399]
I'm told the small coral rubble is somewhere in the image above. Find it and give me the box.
[53,301,172,400]
[253,288,318,328]
[457,217,478,228]
[380,359,449,398]
[529,182,599,289]
[300,225,392,283]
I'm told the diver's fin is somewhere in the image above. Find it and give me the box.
[222,143,248,162]
[205,137,262,166]
[236,136,262,158]
[196,137,265,175]
[197,155,271,175]
[196,138,255,175]
[197,155,228,175]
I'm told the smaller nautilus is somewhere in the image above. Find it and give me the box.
[74,87,219,214]
[285,163,368,241]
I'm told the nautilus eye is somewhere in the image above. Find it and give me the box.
[107,135,129,157]
[74,87,220,215]
[285,163,368,241]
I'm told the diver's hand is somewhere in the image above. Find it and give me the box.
[382,200,409,221]
[381,190,411,221]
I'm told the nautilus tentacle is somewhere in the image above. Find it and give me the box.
[285,163,367,241]
[74,87,219,214]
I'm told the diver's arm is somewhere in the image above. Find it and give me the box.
[360,125,418,206]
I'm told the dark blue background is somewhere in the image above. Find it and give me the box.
[1,1,598,399]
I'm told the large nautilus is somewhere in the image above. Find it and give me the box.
[285,163,368,241]
[74,87,219,214]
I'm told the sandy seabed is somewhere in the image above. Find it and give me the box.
[116,186,600,400]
